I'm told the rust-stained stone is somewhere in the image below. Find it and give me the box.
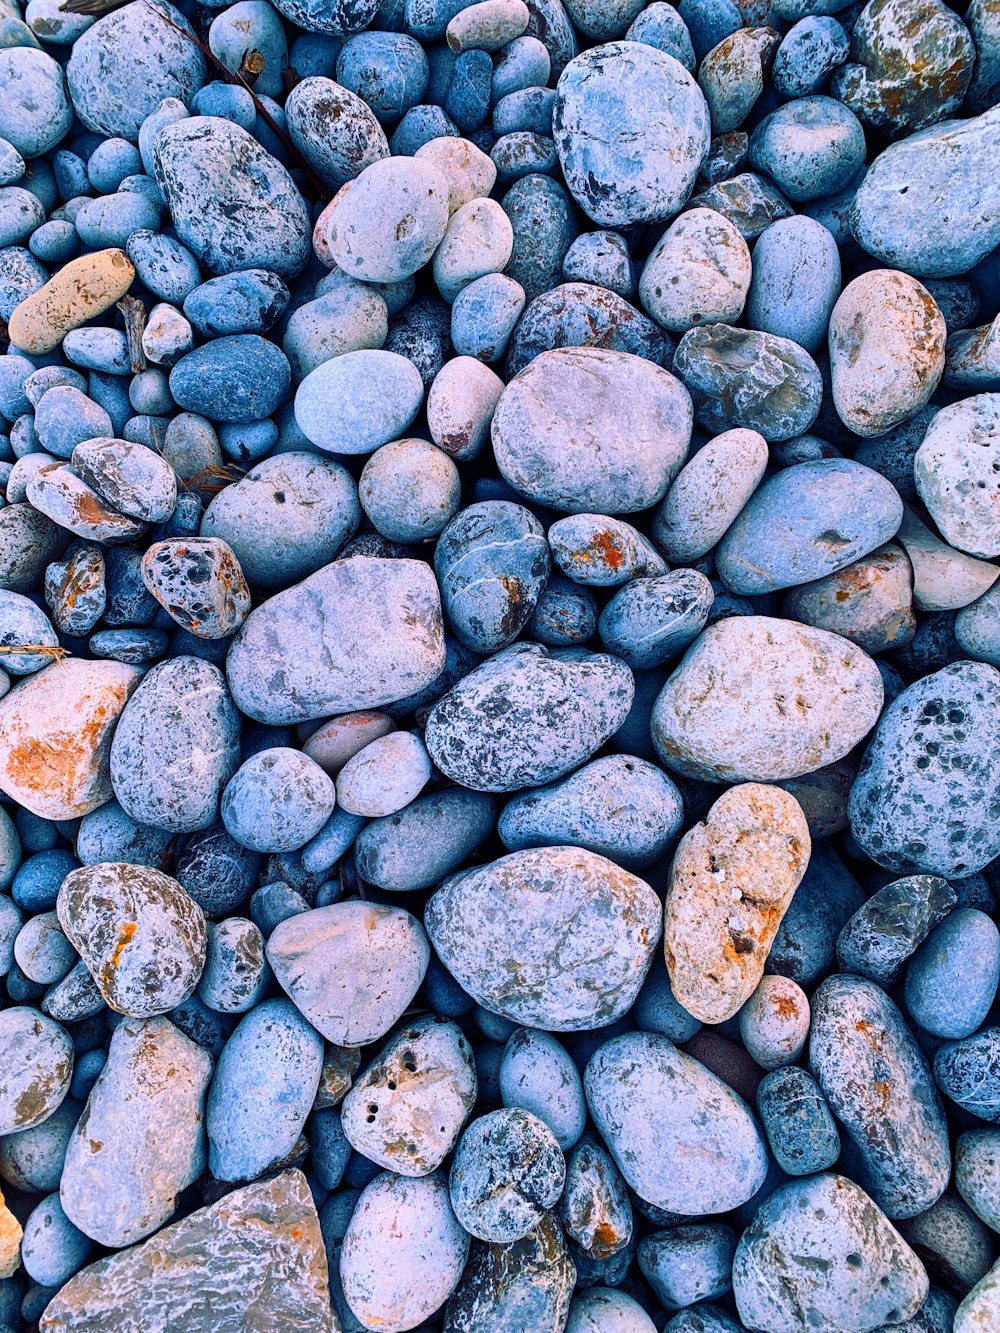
[26,463,147,544]
[665,783,810,1024]
[0,658,141,820]
[443,1210,575,1333]
[782,544,916,655]
[40,1169,337,1333]
[0,1006,73,1135]
[57,863,207,1018]
[314,1044,362,1109]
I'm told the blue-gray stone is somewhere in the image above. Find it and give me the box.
[598,569,713,669]
[756,1066,841,1178]
[936,1028,1000,1123]
[221,749,335,854]
[849,661,1000,878]
[745,214,841,354]
[168,336,290,424]
[905,907,1000,1039]
[354,788,496,892]
[836,874,957,987]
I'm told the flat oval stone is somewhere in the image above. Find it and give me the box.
[227,556,446,724]
[733,1174,929,1332]
[154,117,311,281]
[716,459,904,595]
[425,846,661,1030]
[829,270,946,437]
[354,788,496,893]
[294,349,424,455]
[26,463,147,544]
[0,1007,72,1135]
[207,998,323,1184]
[335,730,430,817]
[915,394,1000,558]
[38,1170,336,1333]
[267,901,429,1045]
[66,1,205,139]
[110,657,240,833]
[425,644,634,792]
[665,783,810,1024]
[905,907,1000,1040]
[71,438,176,524]
[492,347,692,513]
[60,1016,211,1248]
[342,1172,469,1332]
[673,323,822,442]
[651,616,884,782]
[168,336,290,424]
[848,660,1000,878]
[553,42,710,226]
[7,249,135,355]
[57,863,207,1019]
[341,1015,477,1175]
[0,659,141,820]
[652,426,768,564]
[850,107,1000,278]
[809,974,951,1219]
[498,754,684,870]
[548,513,667,587]
[443,1211,574,1333]
[285,76,388,190]
[584,1031,767,1214]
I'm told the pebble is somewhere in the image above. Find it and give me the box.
[548,512,667,585]
[638,208,750,334]
[450,1107,564,1241]
[756,1066,840,1177]
[222,748,334,853]
[56,862,206,1018]
[7,250,134,356]
[294,349,424,454]
[836,873,957,987]
[732,1174,929,1332]
[584,1031,768,1214]
[904,907,1000,1039]
[425,846,660,1029]
[499,1027,584,1149]
[651,615,884,782]
[664,783,810,1023]
[266,900,429,1044]
[443,1210,574,1332]
[652,427,767,563]
[915,394,1000,558]
[60,1015,211,1247]
[0,1007,72,1134]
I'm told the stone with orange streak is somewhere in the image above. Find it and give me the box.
[559,1135,632,1261]
[140,537,250,640]
[664,782,810,1024]
[0,657,141,820]
[782,543,916,655]
[25,463,147,544]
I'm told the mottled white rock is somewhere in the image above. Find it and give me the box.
[915,394,1000,558]
[651,616,884,782]
[665,783,811,1024]
[639,208,751,334]
[652,427,768,562]
[267,901,429,1045]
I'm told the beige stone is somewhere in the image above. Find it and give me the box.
[0,1186,21,1278]
[895,506,1000,611]
[0,658,141,819]
[8,249,134,355]
[664,782,810,1023]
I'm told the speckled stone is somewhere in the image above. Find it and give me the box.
[850,107,1000,279]
[325,156,450,283]
[639,208,750,333]
[426,846,660,1030]
[584,1031,768,1214]
[109,657,240,833]
[286,76,389,190]
[498,754,684,870]
[935,1029,1000,1123]
[425,644,634,791]
[450,1108,565,1242]
[810,974,950,1219]
[756,1066,840,1177]
[38,1170,336,1333]
[505,281,669,379]
[666,784,809,1026]
[782,544,915,654]
[559,1134,632,1259]
[548,513,667,586]
[566,1289,655,1333]
[227,556,445,725]
[60,1016,211,1248]
[716,459,904,595]
[832,0,974,137]
[849,660,1000,878]
[698,27,779,134]
[0,659,140,820]
[341,1171,469,1332]
[0,1006,72,1135]
[652,427,767,563]
[57,863,206,1019]
[836,874,957,987]
[553,42,709,226]
[492,347,692,513]
[0,504,67,595]
[598,569,714,669]
[956,1260,1000,1332]
[915,395,1000,558]
[651,616,884,782]
[222,748,335,853]
[673,324,822,442]
[7,250,135,356]
[267,900,429,1044]
[733,1174,929,1332]
[341,1015,477,1175]
[207,998,322,1183]
[154,117,311,281]
[829,270,946,437]
[443,1210,574,1332]
[71,438,176,525]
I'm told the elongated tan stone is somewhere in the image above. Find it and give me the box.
[8,249,134,354]
[0,658,141,819]
[664,783,811,1023]
[0,1185,21,1278]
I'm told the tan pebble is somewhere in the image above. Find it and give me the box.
[782,542,916,654]
[895,506,1000,610]
[0,658,142,819]
[0,1186,21,1278]
[7,248,135,355]
[664,782,810,1023]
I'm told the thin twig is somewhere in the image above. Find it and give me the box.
[1,644,71,660]
[142,0,330,203]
